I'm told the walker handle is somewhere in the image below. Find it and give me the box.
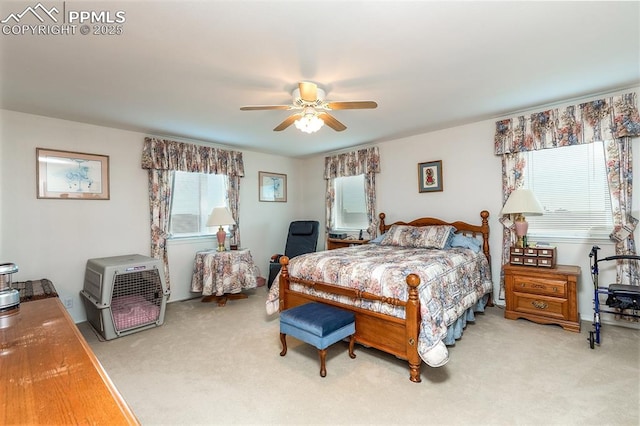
[600,254,640,262]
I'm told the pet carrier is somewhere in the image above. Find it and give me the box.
[80,254,169,340]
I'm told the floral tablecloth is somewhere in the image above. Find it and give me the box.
[191,249,260,296]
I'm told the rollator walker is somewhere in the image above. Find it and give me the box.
[588,246,640,349]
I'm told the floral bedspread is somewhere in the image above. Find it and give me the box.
[191,249,260,296]
[266,244,492,365]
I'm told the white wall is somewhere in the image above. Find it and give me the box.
[300,120,505,296]
[0,111,150,322]
[300,115,640,325]
[297,156,328,248]
[166,149,305,302]
[0,110,301,322]
[4,92,639,326]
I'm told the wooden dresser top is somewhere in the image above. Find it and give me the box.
[0,298,139,425]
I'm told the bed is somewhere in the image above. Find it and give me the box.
[266,210,492,383]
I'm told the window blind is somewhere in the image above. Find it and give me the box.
[334,175,368,230]
[169,171,227,237]
[523,142,613,239]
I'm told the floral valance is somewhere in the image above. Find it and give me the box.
[494,92,640,155]
[324,146,380,179]
[141,137,245,176]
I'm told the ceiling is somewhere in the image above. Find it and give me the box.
[1,1,639,158]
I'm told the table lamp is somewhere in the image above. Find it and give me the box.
[501,189,543,248]
[207,207,236,251]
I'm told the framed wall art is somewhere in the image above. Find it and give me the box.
[259,171,287,202]
[36,148,110,200]
[418,160,443,193]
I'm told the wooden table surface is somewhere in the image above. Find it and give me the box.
[0,298,139,425]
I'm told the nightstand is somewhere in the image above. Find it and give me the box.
[504,264,581,332]
[326,238,369,250]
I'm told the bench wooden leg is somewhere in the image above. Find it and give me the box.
[318,349,327,377]
[348,334,356,359]
[279,333,287,356]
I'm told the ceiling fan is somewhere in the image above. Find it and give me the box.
[240,82,378,133]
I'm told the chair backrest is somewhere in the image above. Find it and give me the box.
[284,221,320,259]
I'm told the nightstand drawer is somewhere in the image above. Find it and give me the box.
[511,293,568,320]
[512,276,566,297]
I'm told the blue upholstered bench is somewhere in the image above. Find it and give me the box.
[279,302,356,377]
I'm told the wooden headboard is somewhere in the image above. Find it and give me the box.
[378,210,491,267]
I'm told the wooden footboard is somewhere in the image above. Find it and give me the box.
[278,257,423,382]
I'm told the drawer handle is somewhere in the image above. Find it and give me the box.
[521,283,558,292]
[532,300,548,310]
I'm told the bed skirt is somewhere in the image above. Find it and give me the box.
[443,293,489,345]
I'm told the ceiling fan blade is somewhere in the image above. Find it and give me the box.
[299,82,317,102]
[273,114,299,131]
[240,105,291,111]
[325,101,378,110]
[318,112,346,132]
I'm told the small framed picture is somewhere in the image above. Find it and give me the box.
[259,171,287,202]
[36,148,110,200]
[418,160,443,193]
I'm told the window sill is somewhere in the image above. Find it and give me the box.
[167,235,217,245]
[526,233,616,246]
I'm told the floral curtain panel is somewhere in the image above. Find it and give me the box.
[324,146,381,237]
[494,92,640,298]
[141,137,246,288]
[496,153,525,300]
[146,169,172,289]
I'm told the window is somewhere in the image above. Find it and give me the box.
[523,142,613,239]
[169,171,228,237]
[333,175,368,230]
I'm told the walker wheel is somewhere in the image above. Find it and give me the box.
[588,331,595,349]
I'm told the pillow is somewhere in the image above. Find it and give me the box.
[449,233,482,253]
[379,225,455,249]
[369,233,386,244]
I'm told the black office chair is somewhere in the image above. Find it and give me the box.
[268,221,319,289]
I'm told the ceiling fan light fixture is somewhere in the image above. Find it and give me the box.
[294,107,324,134]
[240,81,377,132]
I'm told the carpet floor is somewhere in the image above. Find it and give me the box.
[79,287,639,425]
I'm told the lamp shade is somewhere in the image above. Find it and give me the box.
[501,189,543,216]
[207,207,236,227]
